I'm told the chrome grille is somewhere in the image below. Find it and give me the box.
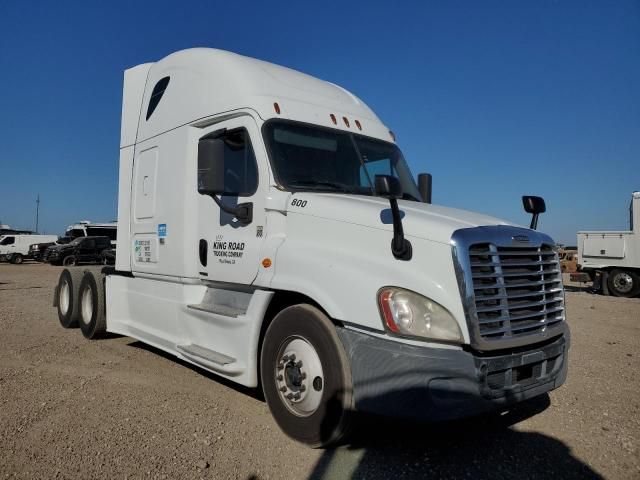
[469,243,564,339]
[452,226,567,350]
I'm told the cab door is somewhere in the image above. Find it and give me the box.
[196,116,268,285]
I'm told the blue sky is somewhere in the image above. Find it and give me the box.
[0,0,638,244]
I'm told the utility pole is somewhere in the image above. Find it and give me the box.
[35,194,40,233]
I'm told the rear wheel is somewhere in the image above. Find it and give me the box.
[56,268,85,328]
[260,304,353,447]
[608,269,640,297]
[10,254,23,264]
[78,271,107,339]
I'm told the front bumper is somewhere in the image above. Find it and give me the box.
[337,326,569,422]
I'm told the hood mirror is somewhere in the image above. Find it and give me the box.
[522,195,546,230]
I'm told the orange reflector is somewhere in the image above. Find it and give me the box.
[262,258,272,268]
[343,117,350,127]
[273,102,281,114]
[355,120,362,130]
[330,114,337,125]
[389,130,396,141]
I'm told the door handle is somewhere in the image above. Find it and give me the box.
[199,239,208,267]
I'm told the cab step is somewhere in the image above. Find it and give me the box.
[177,344,235,366]
[186,286,252,318]
[187,303,245,317]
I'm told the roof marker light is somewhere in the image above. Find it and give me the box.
[274,102,281,114]
[330,114,337,125]
[343,117,350,128]
[355,120,362,130]
[389,130,396,141]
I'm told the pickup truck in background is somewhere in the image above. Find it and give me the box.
[46,236,113,266]
[29,236,73,261]
[573,192,640,297]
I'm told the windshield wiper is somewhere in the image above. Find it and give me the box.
[287,180,356,193]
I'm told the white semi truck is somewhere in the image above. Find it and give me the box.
[573,192,640,297]
[53,48,569,446]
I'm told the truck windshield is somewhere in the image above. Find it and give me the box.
[263,121,422,201]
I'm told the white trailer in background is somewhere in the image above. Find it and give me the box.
[52,48,570,447]
[575,192,640,297]
[65,221,117,246]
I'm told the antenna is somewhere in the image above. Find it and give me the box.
[35,194,40,233]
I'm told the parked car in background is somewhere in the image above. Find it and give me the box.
[28,236,73,261]
[100,248,116,265]
[0,234,59,263]
[46,236,113,266]
[558,247,579,273]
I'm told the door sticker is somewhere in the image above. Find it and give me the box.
[212,235,245,265]
[134,239,158,263]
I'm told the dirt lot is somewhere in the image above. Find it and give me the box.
[0,263,638,479]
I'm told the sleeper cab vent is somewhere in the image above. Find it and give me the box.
[146,76,170,121]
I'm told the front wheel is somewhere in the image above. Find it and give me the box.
[63,255,77,267]
[608,269,640,297]
[10,254,23,264]
[260,305,353,447]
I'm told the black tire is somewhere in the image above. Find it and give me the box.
[56,268,85,328]
[78,271,107,339]
[260,304,353,447]
[607,269,640,298]
[10,254,23,264]
[63,255,77,267]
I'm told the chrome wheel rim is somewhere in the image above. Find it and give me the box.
[81,288,93,325]
[275,337,324,417]
[59,281,70,315]
[613,272,633,294]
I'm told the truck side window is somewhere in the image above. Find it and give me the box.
[0,236,15,245]
[217,129,259,196]
[360,158,395,186]
[146,76,170,121]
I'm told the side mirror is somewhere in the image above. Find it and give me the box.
[197,138,226,195]
[522,195,546,230]
[417,173,432,204]
[375,175,403,199]
[197,133,253,225]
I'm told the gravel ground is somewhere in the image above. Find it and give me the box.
[0,263,638,479]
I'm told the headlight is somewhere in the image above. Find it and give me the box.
[378,287,463,342]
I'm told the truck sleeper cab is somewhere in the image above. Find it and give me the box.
[53,48,569,447]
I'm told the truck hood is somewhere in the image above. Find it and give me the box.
[287,193,515,244]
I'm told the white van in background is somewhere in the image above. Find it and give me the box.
[0,234,59,263]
